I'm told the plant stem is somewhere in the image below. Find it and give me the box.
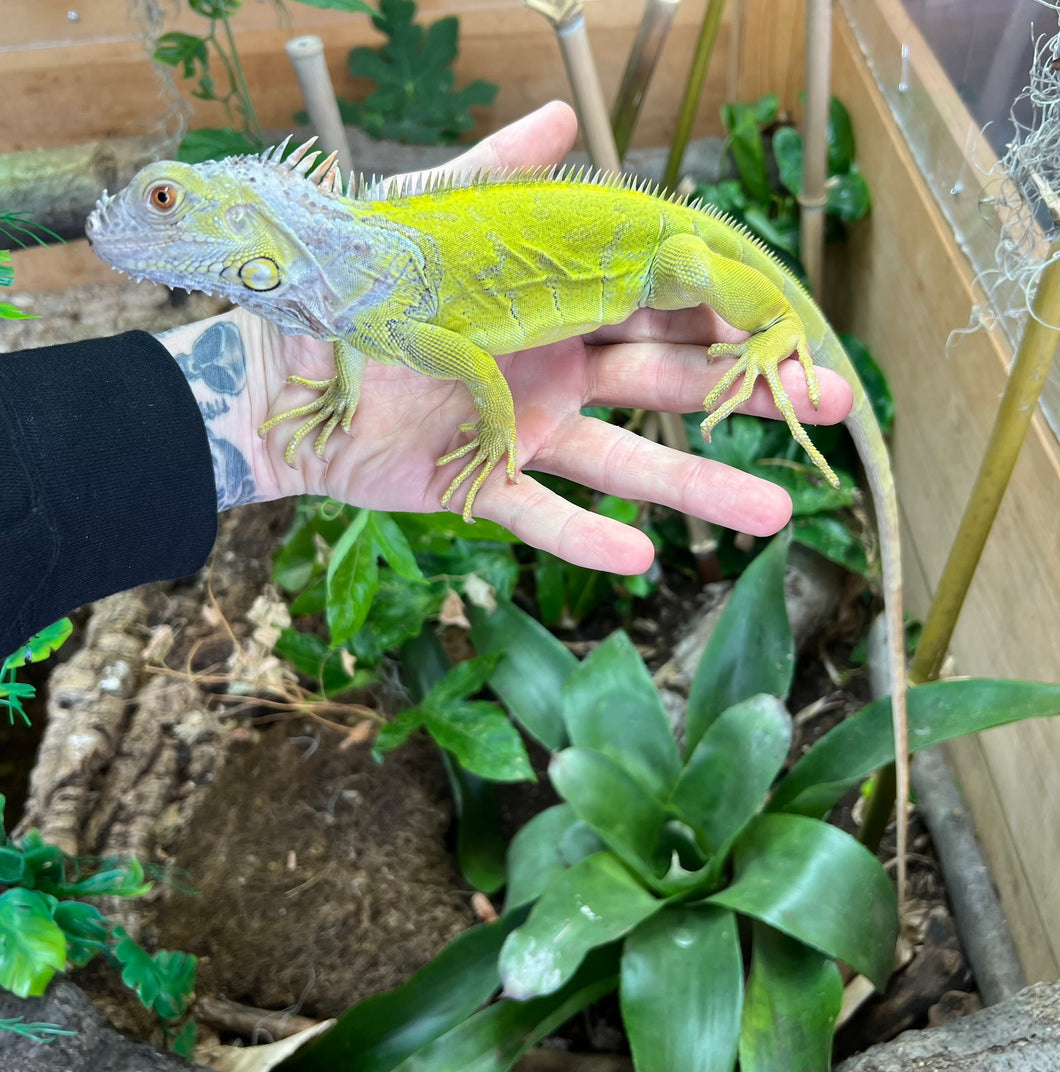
[662,0,726,190]
[611,0,681,162]
[218,7,264,144]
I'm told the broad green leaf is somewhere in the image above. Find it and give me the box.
[425,702,533,783]
[396,948,618,1071]
[533,554,567,626]
[284,913,525,1072]
[739,922,843,1071]
[326,510,376,646]
[500,853,661,1000]
[176,127,263,163]
[504,805,579,912]
[367,512,423,582]
[708,813,896,990]
[772,678,1060,817]
[0,889,66,998]
[56,857,151,899]
[686,529,793,752]
[2,619,72,672]
[670,694,790,855]
[841,332,894,434]
[442,756,506,894]
[347,571,437,666]
[621,906,742,1072]
[827,95,857,174]
[560,631,680,800]
[827,167,871,222]
[469,601,575,751]
[772,125,803,197]
[722,104,771,203]
[793,516,868,575]
[550,749,666,881]
[52,901,108,968]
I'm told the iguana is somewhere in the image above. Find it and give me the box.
[86,136,909,909]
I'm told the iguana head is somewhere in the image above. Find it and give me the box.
[86,138,356,336]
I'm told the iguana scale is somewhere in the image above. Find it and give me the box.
[86,136,909,908]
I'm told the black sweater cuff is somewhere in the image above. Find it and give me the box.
[0,330,217,655]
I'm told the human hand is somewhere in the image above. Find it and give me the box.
[160,102,852,575]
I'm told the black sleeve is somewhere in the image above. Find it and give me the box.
[0,330,218,656]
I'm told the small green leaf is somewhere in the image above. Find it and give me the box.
[367,512,423,582]
[372,707,425,758]
[550,749,666,881]
[621,906,742,1072]
[685,529,793,752]
[425,653,501,708]
[725,106,772,203]
[469,601,575,751]
[708,813,897,990]
[109,928,196,1019]
[560,631,680,801]
[739,921,843,1072]
[827,167,871,222]
[772,125,803,197]
[0,889,66,998]
[2,619,72,672]
[500,853,661,1000]
[0,302,36,321]
[670,694,791,856]
[52,902,108,968]
[326,510,376,646]
[425,702,533,783]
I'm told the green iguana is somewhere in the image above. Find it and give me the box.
[86,135,908,906]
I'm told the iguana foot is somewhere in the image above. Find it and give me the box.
[436,420,518,522]
[258,374,360,465]
[700,327,839,489]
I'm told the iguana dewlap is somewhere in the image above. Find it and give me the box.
[86,136,909,911]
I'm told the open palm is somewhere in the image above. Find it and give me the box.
[241,102,853,574]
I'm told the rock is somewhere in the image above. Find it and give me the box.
[837,982,1060,1071]
[0,977,200,1072]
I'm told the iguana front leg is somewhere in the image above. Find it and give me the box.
[398,321,518,522]
[650,233,839,487]
[258,339,367,464]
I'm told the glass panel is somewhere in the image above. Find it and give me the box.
[841,0,1060,439]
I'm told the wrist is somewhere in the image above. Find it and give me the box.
[154,311,307,510]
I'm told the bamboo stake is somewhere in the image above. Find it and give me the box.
[799,0,832,299]
[909,240,1060,685]
[285,36,355,176]
[611,0,682,163]
[525,0,620,173]
[662,0,726,191]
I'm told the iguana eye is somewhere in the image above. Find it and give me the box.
[147,183,180,212]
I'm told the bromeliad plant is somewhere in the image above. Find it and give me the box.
[283,528,1060,1072]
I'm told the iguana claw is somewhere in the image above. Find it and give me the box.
[436,420,519,522]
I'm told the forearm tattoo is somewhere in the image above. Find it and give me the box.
[157,321,256,511]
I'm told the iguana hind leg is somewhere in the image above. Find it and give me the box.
[649,233,838,488]
[258,340,367,464]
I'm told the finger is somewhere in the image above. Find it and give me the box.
[417,101,578,184]
[586,341,854,425]
[531,416,794,536]
[478,474,659,575]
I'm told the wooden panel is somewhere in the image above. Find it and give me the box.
[830,8,1060,981]
[1,0,728,153]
